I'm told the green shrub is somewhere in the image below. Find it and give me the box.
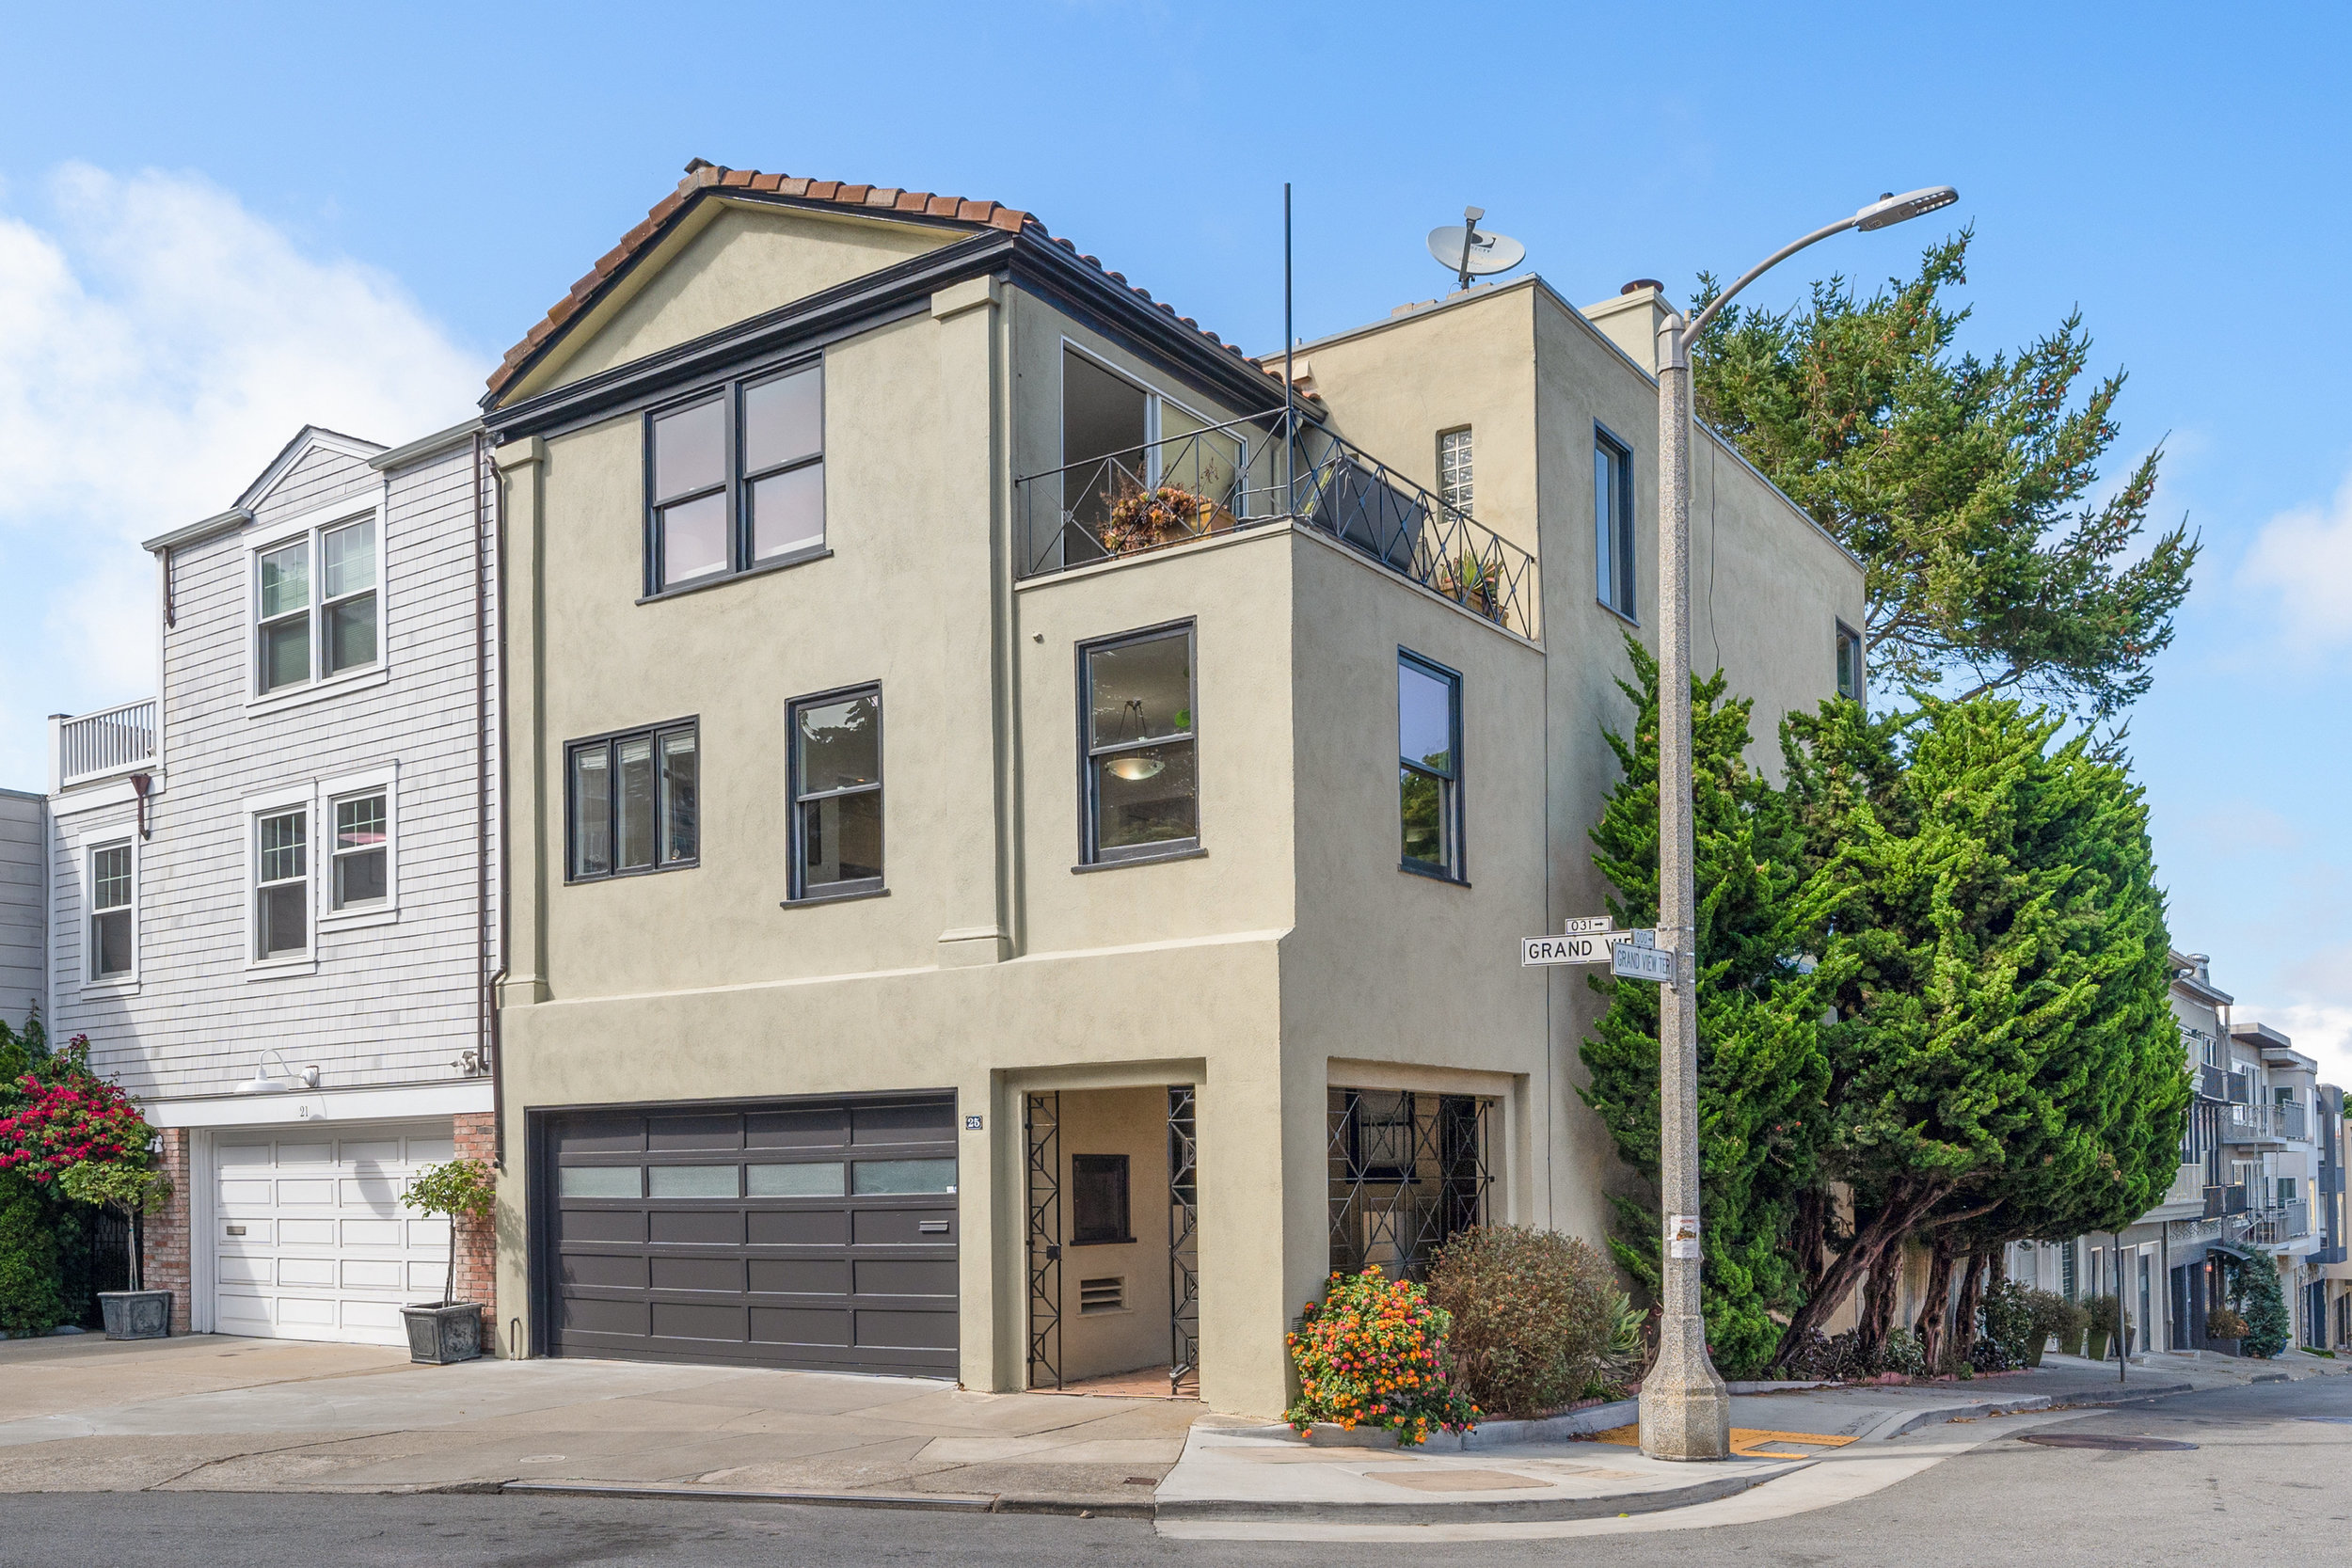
[1426,1227,1640,1418]
[0,1170,67,1336]
[2020,1289,2082,1357]
[1978,1280,2039,1369]
[402,1158,497,1308]
[1285,1268,1479,1446]
[2225,1257,2289,1359]
[2205,1306,2249,1340]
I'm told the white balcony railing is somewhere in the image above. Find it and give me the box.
[54,698,157,788]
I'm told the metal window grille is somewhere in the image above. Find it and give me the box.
[1168,1085,1200,1395]
[1025,1091,1062,1390]
[1327,1089,1492,1282]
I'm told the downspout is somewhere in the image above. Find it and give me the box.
[475,430,507,1170]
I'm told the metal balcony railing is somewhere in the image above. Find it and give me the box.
[2226,1069,2252,1105]
[55,698,157,788]
[2222,1101,2281,1143]
[2199,1063,2228,1101]
[1016,411,1541,641]
[2241,1201,2312,1246]
[2277,1101,2310,1142]
[2204,1183,2250,1220]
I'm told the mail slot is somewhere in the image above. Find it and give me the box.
[917,1221,949,1234]
[224,1225,247,1236]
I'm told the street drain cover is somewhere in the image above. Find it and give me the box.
[2018,1433,2197,1451]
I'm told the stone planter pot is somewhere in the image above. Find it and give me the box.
[2025,1336,2048,1368]
[401,1303,483,1365]
[2207,1337,2243,1357]
[2084,1324,2110,1362]
[97,1290,172,1340]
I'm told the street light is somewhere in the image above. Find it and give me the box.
[1640,183,1957,1464]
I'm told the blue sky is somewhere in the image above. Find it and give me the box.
[1,1,2344,1070]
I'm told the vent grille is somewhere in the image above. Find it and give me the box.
[1078,1276,1125,1314]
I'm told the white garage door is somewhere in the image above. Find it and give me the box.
[212,1120,455,1345]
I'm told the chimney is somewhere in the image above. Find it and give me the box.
[1582,280,1678,373]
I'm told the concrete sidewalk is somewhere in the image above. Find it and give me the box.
[0,1335,1197,1513]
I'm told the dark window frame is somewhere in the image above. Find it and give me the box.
[1397,649,1465,884]
[1835,621,1865,703]
[787,682,885,903]
[641,356,826,598]
[1071,1153,1133,1245]
[1077,619,1200,867]
[1594,422,1637,622]
[564,716,701,884]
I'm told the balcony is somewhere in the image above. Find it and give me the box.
[2238,1201,2312,1247]
[2204,1183,2250,1220]
[2221,1101,2286,1147]
[2277,1101,2310,1142]
[2198,1063,2228,1101]
[53,698,157,789]
[1016,412,1540,641]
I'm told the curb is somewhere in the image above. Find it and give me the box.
[500,1480,997,1512]
[1152,1459,1807,1526]
[1230,1398,1643,1451]
[1864,1381,2197,1442]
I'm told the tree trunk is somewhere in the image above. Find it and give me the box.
[1859,1246,1901,1357]
[445,1210,457,1309]
[1794,1185,1829,1295]
[1951,1249,1991,1367]
[1915,1234,1958,1371]
[1772,1181,1947,1368]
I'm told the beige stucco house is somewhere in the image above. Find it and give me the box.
[481,161,1863,1416]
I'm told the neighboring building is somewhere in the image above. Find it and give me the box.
[2305,1084,2346,1349]
[482,162,1863,1414]
[2009,951,2335,1358]
[43,422,500,1344]
[0,787,44,1031]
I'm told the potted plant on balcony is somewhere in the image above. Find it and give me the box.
[57,1160,175,1339]
[400,1157,495,1365]
[1099,480,1230,556]
[1435,549,1503,623]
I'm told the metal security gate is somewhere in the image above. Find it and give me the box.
[1025,1091,1062,1389]
[1327,1089,1491,1281]
[542,1095,957,1372]
[1168,1085,1200,1393]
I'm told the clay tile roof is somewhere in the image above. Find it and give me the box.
[488,160,1253,400]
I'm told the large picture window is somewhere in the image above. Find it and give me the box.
[644,360,825,594]
[1595,427,1635,619]
[567,721,699,881]
[789,686,882,900]
[1080,624,1199,864]
[255,511,380,695]
[1398,652,1463,880]
[255,807,309,959]
[88,841,134,980]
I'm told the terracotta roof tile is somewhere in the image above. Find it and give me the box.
[487,161,1248,400]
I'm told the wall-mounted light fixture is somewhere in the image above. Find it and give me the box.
[233,1049,321,1095]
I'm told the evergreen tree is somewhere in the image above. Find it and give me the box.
[1771,694,2186,1363]
[1579,639,1825,1377]
[1692,232,2196,721]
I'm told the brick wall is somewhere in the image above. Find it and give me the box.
[452,1111,500,1353]
[144,1127,194,1335]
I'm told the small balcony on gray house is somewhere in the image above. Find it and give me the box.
[1015,391,1540,643]
[2220,1100,2289,1149]
[2235,1200,2312,1247]
[50,698,158,793]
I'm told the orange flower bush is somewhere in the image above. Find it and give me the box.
[1284,1267,1478,1446]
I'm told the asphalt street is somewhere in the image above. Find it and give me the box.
[10,1375,2346,1567]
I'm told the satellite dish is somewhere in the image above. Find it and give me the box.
[1427,206,1526,290]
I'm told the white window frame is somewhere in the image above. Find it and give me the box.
[81,832,139,992]
[241,784,317,977]
[320,764,400,932]
[243,497,389,713]
[1437,426,1473,515]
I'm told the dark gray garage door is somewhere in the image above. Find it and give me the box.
[542,1095,958,1373]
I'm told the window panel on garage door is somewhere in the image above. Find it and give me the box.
[546,1095,957,1373]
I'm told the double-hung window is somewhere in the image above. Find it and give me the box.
[256,512,380,694]
[1595,427,1635,619]
[567,721,699,880]
[255,807,309,959]
[789,687,882,899]
[1438,427,1473,515]
[1080,625,1198,864]
[331,791,389,910]
[645,359,825,594]
[1398,652,1464,880]
[88,841,134,980]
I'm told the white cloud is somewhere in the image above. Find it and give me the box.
[2242,1001,2352,1094]
[2239,471,2352,657]
[0,164,485,787]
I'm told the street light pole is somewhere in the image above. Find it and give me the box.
[1638,185,1958,1464]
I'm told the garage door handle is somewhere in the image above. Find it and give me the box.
[919,1221,950,1234]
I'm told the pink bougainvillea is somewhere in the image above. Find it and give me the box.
[0,1037,153,1185]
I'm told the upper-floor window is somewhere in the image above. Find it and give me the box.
[332,790,389,910]
[257,513,379,694]
[1836,622,1865,702]
[1595,428,1635,619]
[789,687,882,900]
[88,841,134,980]
[567,720,699,881]
[645,360,824,594]
[1438,427,1473,515]
[1398,653,1464,881]
[255,807,308,959]
[1080,624,1198,864]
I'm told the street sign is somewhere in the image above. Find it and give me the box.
[1612,942,1677,983]
[1523,934,1610,966]
[1564,915,1614,935]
